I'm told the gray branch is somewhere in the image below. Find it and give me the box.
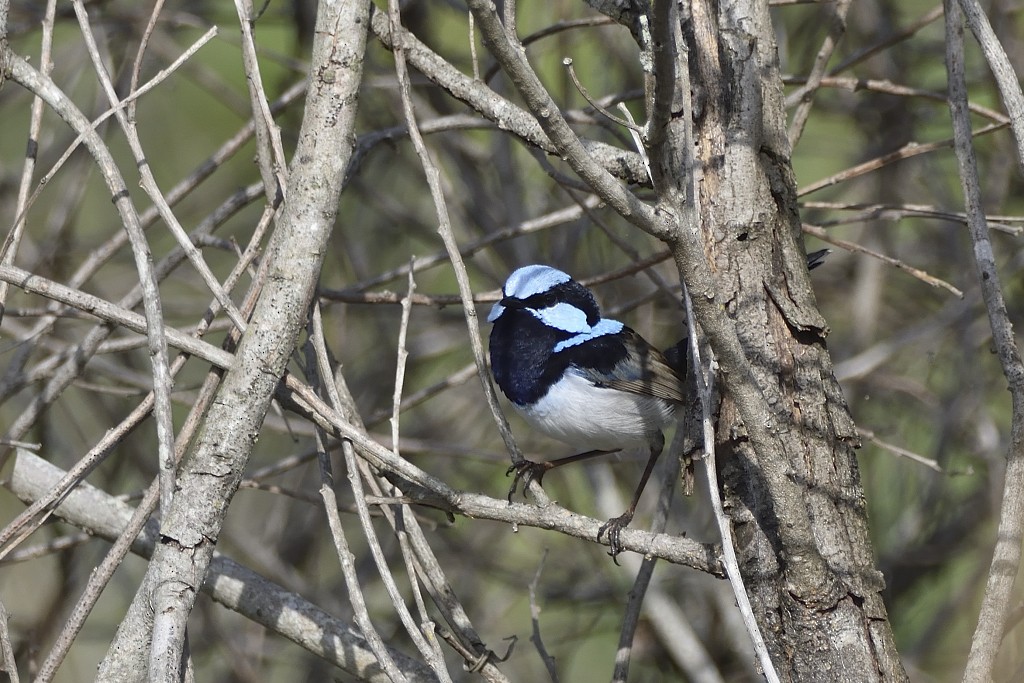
[98,1,375,679]
[945,3,1024,681]
[6,449,434,682]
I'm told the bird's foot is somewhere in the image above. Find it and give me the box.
[597,511,635,564]
[505,460,552,502]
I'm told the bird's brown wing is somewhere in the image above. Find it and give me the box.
[574,327,686,403]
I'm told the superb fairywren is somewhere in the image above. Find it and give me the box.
[487,265,686,558]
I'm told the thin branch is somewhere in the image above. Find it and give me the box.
[317,440,411,683]
[391,266,416,458]
[859,427,972,476]
[0,600,19,683]
[563,58,643,133]
[801,223,964,297]
[800,200,1024,235]
[783,75,1010,124]
[0,0,56,321]
[464,0,666,239]
[70,6,241,329]
[527,551,559,682]
[0,77,298,405]
[70,5,243,336]
[787,0,853,147]
[6,450,433,682]
[308,314,508,679]
[609,436,693,683]
[330,198,600,294]
[369,7,650,186]
[233,0,287,202]
[957,0,1024,175]
[388,0,524,473]
[827,4,945,76]
[0,533,91,565]
[308,302,451,681]
[798,121,1007,197]
[3,52,175,500]
[945,3,1024,681]
[126,0,165,121]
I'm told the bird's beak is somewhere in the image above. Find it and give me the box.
[488,296,522,322]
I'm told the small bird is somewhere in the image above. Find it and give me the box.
[487,265,686,558]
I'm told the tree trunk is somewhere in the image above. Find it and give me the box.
[683,2,908,680]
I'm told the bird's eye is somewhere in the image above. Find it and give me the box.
[530,291,558,309]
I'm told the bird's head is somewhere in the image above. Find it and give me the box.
[488,265,602,331]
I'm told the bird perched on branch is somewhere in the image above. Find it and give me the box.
[487,265,686,558]
[486,253,828,558]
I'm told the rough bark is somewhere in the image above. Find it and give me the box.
[678,2,908,680]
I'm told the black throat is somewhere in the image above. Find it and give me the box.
[489,307,629,406]
[489,309,571,406]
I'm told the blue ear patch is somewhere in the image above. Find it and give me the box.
[503,265,571,299]
[532,302,589,332]
[553,317,624,352]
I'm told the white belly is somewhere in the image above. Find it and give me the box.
[516,371,676,451]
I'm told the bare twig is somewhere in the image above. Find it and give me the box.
[608,435,696,683]
[786,0,853,146]
[797,122,1007,197]
[954,0,1024,175]
[369,7,650,186]
[126,0,165,121]
[859,427,971,476]
[0,533,91,565]
[7,450,433,682]
[464,0,665,239]
[527,551,559,682]
[308,302,452,681]
[3,54,176,506]
[308,309,506,680]
[388,0,524,472]
[801,223,964,297]
[827,5,945,75]
[563,58,643,133]
[233,0,288,202]
[596,73,719,681]
[784,75,1010,124]
[0,392,156,562]
[0,0,56,321]
[0,77,297,407]
[392,266,416,457]
[326,198,600,293]
[800,200,1024,235]
[0,189,269,562]
[317,439,411,683]
[945,4,1024,681]
[0,599,19,683]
